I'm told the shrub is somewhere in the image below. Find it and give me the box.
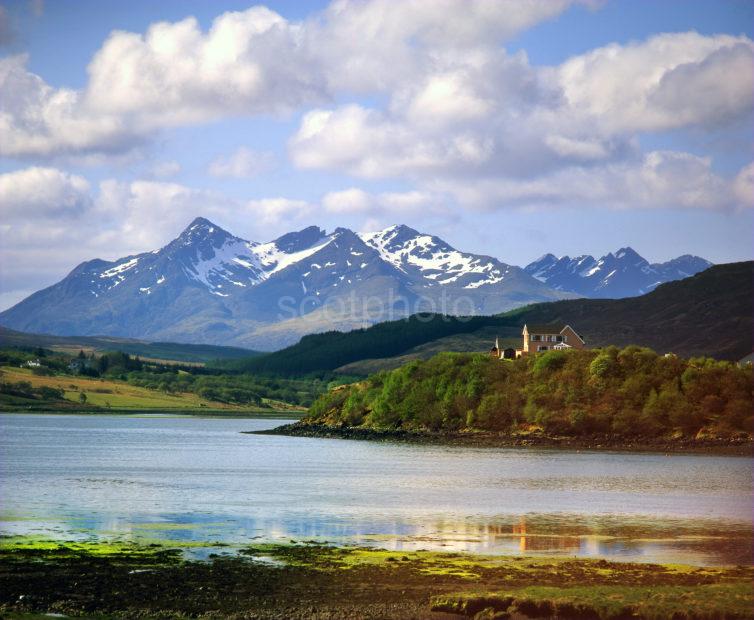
[533,350,568,374]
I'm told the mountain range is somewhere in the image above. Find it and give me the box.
[524,249,712,298]
[239,261,753,376]
[0,217,712,350]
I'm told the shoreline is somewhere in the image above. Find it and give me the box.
[1,539,752,619]
[0,407,303,418]
[251,422,754,455]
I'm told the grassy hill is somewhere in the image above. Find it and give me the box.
[237,261,753,375]
[0,327,262,365]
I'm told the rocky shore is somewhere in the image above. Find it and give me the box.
[2,540,752,619]
[251,422,754,455]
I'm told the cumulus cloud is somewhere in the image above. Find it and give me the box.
[1,1,751,220]
[0,166,91,218]
[289,30,753,211]
[0,8,324,158]
[308,0,585,93]
[557,32,754,134]
[6,0,749,192]
[0,55,139,158]
[85,8,325,125]
[209,147,275,178]
[0,1,585,158]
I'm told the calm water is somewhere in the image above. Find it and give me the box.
[1,413,752,565]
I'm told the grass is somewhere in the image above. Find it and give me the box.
[0,366,305,414]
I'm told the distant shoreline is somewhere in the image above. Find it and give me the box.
[251,422,754,455]
[0,408,303,418]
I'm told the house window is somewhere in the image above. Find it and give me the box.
[538,346,548,351]
[556,335,563,342]
[532,335,541,341]
[547,335,554,342]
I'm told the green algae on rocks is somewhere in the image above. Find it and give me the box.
[2,539,753,619]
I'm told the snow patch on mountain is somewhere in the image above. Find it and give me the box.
[100,257,139,279]
[252,236,334,276]
[359,225,510,288]
[185,238,262,291]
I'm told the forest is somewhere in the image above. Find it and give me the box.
[306,347,753,438]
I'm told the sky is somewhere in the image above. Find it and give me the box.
[0,0,752,310]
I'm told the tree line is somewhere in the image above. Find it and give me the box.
[307,347,753,438]
[0,347,338,407]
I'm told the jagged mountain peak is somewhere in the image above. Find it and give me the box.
[535,253,558,263]
[614,246,648,266]
[180,216,231,238]
[524,247,711,298]
[272,226,328,253]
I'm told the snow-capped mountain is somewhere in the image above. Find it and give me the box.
[0,218,570,350]
[524,247,712,298]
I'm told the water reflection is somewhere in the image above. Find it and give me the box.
[1,414,752,567]
[2,511,750,566]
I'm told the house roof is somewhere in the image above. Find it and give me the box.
[524,323,586,343]
[524,323,567,334]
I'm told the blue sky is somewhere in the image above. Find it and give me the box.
[0,0,752,309]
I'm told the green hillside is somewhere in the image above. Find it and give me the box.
[0,327,262,364]
[238,261,753,375]
[305,348,753,439]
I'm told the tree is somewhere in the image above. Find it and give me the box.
[78,392,87,404]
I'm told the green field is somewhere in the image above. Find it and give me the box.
[0,366,304,414]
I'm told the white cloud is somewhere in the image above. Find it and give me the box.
[557,32,754,134]
[209,147,275,178]
[311,0,587,92]
[85,8,325,126]
[245,197,313,225]
[433,151,749,211]
[0,8,323,158]
[289,30,753,211]
[0,166,91,218]
[733,162,754,208]
[322,187,441,216]
[0,55,138,158]
[1,2,751,222]
[322,187,372,213]
[0,1,584,158]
